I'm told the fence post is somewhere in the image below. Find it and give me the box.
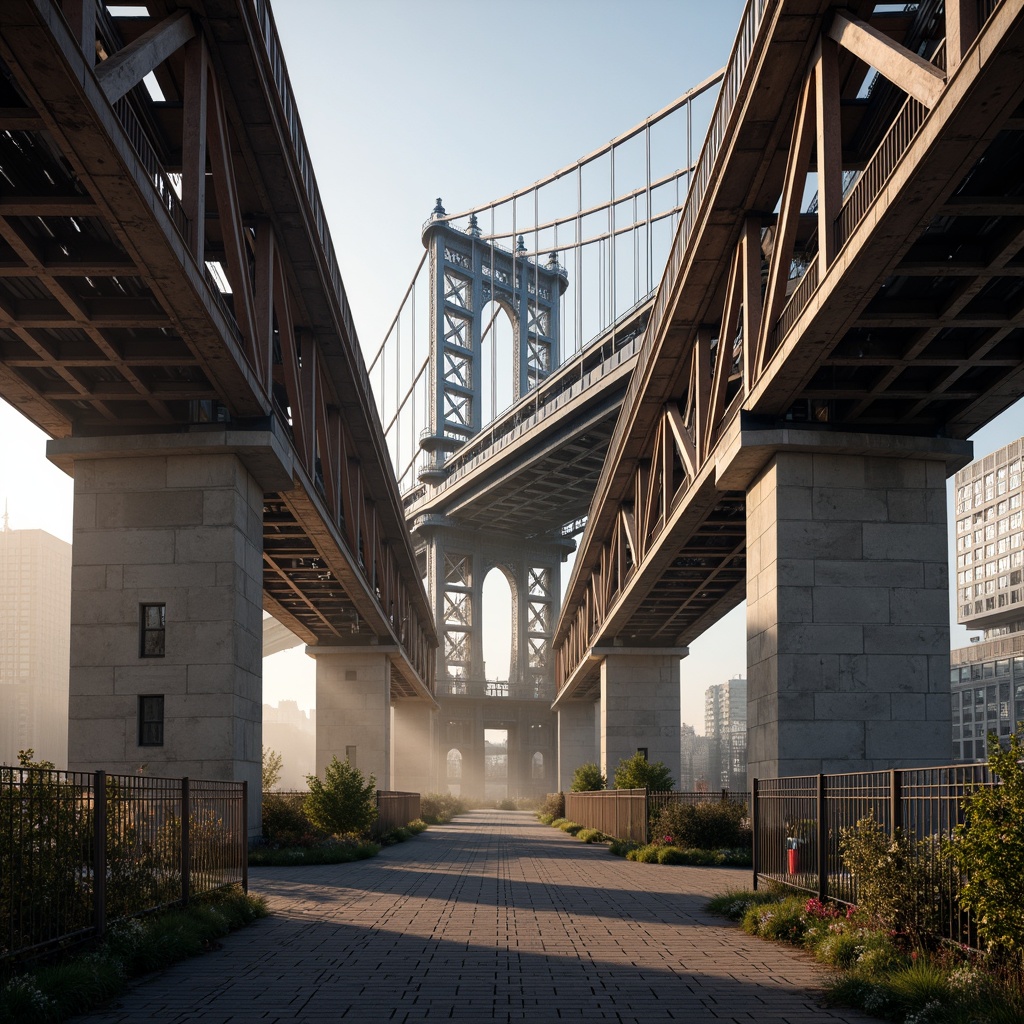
[181,776,191,906]
[93,770,107,938]
[816,773,827,903]
[889,768,902,835]
[643,788,650,844]
[241,779,248,893]
[721,787,728,802]
[751,777,759,891]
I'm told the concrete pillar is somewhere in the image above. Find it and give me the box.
[393,700,436,795]
[48,430,291,840]
[599,650,684,786]
[745,441,963,779]
[557,700,598,791]
[309,646,394,789]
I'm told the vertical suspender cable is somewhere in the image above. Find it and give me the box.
[609,143,615,342]
[576,163,583,356]
[646,121,653,294]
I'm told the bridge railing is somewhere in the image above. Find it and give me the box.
[438,679,555,701]
[615,0,769,480]
[753,763,994,949]
[0,765,247,964]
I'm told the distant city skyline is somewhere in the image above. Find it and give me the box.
[1,0,1021,733]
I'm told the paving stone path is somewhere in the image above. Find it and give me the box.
[77,809,880,1023]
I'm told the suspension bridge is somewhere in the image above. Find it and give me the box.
[0,0,1021,805]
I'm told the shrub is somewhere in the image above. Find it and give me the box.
[575,828,605,843]
[613,752,674,791]
[651,800,748,850]
[262,747,283,791]
[559,821,583,835]
[840,813,940,939]
[304,757,377,838]
[741,896,806,943]
[570,763,606,792]
[626,844,660,863]
[496,798,517,810]
[537,813,554,825]
[947,730,1024,961]
[706,888,781,921]
[261,792,324,847]
[550,817,567,829]
[539,791,565,819]
[419,793,466,824]
[608,839,638,858]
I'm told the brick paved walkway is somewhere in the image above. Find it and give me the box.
[76,810,879,1023]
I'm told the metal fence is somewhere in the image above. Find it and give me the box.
[566,789,749,844]
[753,764,994,948]
[1,766,247,964]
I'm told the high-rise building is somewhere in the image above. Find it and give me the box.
[950,438,1024,762]
[704,676,747,790]
[0,524,71,766]
[679,723,711,791]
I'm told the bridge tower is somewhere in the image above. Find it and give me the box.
[415,205,571,799]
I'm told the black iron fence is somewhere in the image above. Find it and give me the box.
[1,766,247,963]
[566,788,749,844]
[753,764,994,949]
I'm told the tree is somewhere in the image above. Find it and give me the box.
[304,757,377,837]
[613,751,674,791]
[948,730,1024,960]
[262,747,284,792]
[570,762,606,792]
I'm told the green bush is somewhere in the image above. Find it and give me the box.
[948,730,1024,961]
[419,793,466,824]
[570,763,606,792]
[0,887,266,1024]
[248,838,379,867]
[550,817,568,829]
[304,758,377,838]
[626,844,660,863]
[840,813,941,939]
[575,828,606,844]
[741,896,806,942]
[651,800,748,850]
[706,888,782,921]
[261,793,324,847]
[559,821,583,835]
[538,791,565,819]
[537,813,554,825]
[608,839,638,858]
[613,752,674,791]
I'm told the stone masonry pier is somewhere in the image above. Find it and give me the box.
[75,810,877,1023]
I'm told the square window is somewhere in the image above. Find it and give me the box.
[138,695,164,746]
[140,604,166,657]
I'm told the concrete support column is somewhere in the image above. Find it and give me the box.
[392,700,436,795]
[744,439,966,779]
[599,650,684,786]
[49,430,291,840]
[309,646,394,789]
[557,700,598,791]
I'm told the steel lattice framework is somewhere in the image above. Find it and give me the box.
[0,0,436,697]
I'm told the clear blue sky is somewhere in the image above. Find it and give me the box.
[1,0,1021,730]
